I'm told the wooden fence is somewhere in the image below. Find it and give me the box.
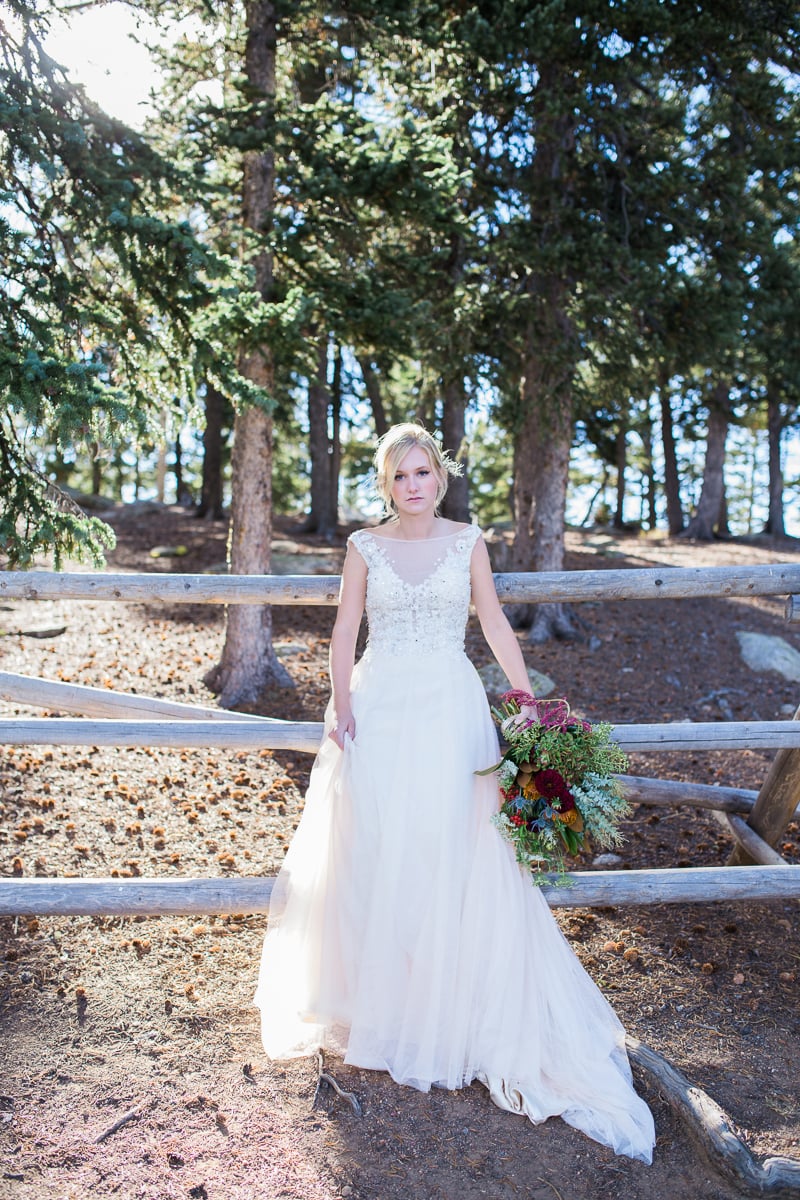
[1,562,800,916]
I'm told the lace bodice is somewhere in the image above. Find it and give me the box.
[348,525,482,657]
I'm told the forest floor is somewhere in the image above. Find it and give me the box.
[1,503,800,1200]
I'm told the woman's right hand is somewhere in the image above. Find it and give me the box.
[329,708,356,750]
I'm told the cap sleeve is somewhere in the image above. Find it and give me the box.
[455,524,482,556]
[347,528,380,568]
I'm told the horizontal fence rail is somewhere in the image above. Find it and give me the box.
[2,561,800,606]
[2,564,798,917]
[617,775,758,813]
[1,865,798,917]
[1,718,800,754]
[0,671,278,724]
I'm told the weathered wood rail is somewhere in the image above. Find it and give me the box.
[1,716,800,754]
[2,561,800,605]
[1,865,798,917]
[0,671,277,723]
[1,561,799,916]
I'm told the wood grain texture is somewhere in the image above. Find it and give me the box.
[0,671,274,722]
[618,774,758,813]
[1,865,798,916]
[0,718,322,751]
[627,1036,800,1197]
[3,718,800,753]
[711,809,790,866]
[2,561,800,605]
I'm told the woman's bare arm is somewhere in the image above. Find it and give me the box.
[328,542,367,747]
[470,536,533,696]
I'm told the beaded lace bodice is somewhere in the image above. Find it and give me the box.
[348,525,482,657]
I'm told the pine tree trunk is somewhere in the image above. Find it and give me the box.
[174,434,187,505]
[305,336,336,539]
[198,384,225,520]
[358,356,389,438]
[613,425,627,529]
[329,344,342,526]
[640,406,657,530]
[765,388,786,537]
[681,383,731,540]
[440,377,470,521]
[90,444,103,497]
[526,374,579,643]
[512,311,580,642]
[204,0,292,708]
[510,61,581,642]
[659,382,684,535]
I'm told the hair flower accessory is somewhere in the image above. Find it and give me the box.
[477,691,631,884]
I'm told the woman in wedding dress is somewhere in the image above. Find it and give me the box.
[255,423,655,1163]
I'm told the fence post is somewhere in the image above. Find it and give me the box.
[728,703,800,866]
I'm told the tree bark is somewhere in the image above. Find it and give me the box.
[304,336,336,539]
[729,703,800,866]
[174,434,192,506]
[90,444,102,498]
[329,343,342,526]
[639,406,657,530]
[659,381,684,535]
[204,0,292,708]
[613,424,627,529]
[357,356,389,438]
[765,388,786,537]
[198,384,225,520]
[512,308,581,642]
[681,383,731,540]
[509,60,582,642]
[440,376,470,522]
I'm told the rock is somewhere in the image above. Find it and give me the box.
[592,852,624,869]
[271,552,339,575]
[736,631,800,682]
[274,641,309,658]
[477,664,555,698]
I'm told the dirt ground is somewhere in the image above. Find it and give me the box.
[1,504,799,1200]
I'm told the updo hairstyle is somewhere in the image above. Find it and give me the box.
[374,423,462,517]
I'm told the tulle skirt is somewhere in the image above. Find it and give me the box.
[254,647,655,1163]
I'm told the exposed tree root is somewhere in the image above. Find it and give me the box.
[313,1050,362,1116]
[627,1036,800,1197]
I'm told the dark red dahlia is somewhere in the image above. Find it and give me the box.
[532,769,570,801]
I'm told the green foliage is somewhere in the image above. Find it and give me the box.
[0,2,249,565]
[467,418,514,528]
[5,0,800,555]
[0,422,115,567]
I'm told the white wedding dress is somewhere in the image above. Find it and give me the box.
[255,525,655,1163]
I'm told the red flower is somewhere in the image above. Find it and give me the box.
[533,769,570,803]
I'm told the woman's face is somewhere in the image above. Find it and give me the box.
[390,445,439,517]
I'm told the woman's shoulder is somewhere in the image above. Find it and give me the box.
[347,526,381,549]
[444,521,483,547]
[346,527,383,563]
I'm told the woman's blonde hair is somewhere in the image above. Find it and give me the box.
[374,423,462,516]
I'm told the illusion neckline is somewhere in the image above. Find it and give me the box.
[360,526,473,544]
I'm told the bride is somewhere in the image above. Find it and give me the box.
[254,422,655,1163]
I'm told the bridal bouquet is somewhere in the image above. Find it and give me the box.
[480,690,631,883]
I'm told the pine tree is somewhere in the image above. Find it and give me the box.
[0,0,238,566]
